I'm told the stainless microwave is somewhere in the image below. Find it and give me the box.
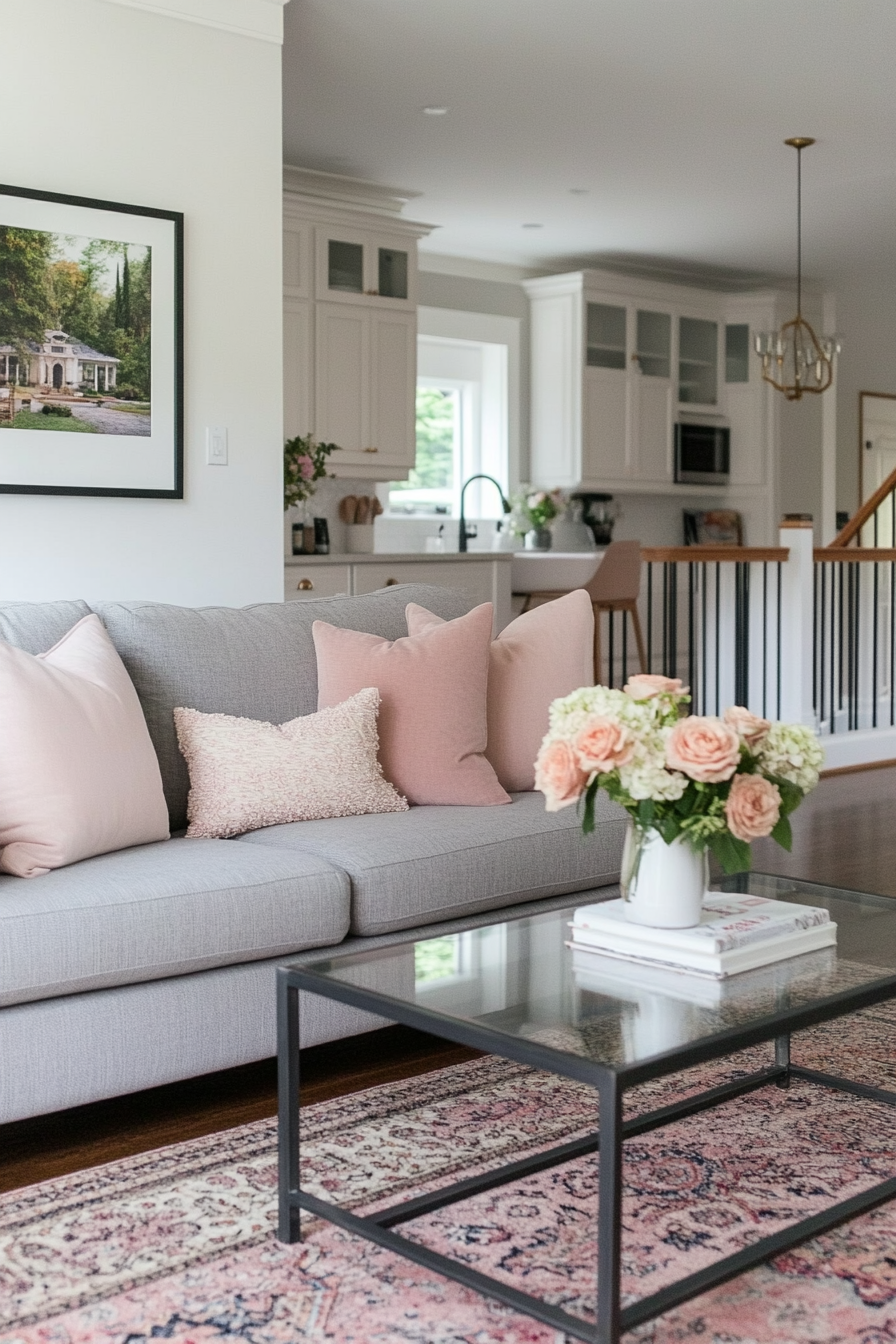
[674,422,730,486]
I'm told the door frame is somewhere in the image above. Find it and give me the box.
[859,390,896,504]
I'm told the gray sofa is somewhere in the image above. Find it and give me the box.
[0,585,627,1125]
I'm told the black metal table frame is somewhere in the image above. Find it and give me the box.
[277,961,896,1344]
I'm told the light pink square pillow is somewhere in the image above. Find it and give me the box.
[313,603,510,807]
[175,687,407,838]
[0,614,170,878]
[407,589,594,792]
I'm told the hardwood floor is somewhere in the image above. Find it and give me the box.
[2,764,895,1196]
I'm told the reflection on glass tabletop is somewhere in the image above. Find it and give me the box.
[292,873,896,1073]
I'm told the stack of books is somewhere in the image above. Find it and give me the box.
[569,893,837,980]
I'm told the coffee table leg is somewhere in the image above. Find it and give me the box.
[597,1073,623,1344]
[775,1032,791,1089]
[277,971,302,1243]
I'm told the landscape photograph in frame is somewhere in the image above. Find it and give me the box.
[0,185,183,497]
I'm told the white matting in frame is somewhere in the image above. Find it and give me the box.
[0,184,183,497]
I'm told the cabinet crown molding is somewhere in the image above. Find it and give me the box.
[98,0,289,43]
[284,166,422,217]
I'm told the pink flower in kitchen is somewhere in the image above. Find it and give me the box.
[535,680,822,874]
[284,434,341,510]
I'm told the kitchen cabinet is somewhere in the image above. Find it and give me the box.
[524,269,777,505]
[284,553,513,632]
[283,168,432,480]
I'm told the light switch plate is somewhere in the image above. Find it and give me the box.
[206,426,228,465]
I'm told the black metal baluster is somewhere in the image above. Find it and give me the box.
[669,562,678,679]
[734,562,750,707]
[819,562,826,730]
[693,561,698,704]
[891,559,895,727]
[855,564,862,731]
[608,610,615,689]
[873,561,880,727]
[812,561,818,720]
[647,563,654,672]
[701,562,708,716]
[776,562,782,719]
[715,562,721,715]
[763,562,769,719]
[838,563,844,719]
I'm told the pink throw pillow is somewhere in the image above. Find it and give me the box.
[0,615,170,878]
[407,590,594,792]
[174,688,407,838]
[313,604,510,807]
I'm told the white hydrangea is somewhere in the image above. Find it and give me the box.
[759,722,824,793]
[617,758,688,801]
[548,684,666,740]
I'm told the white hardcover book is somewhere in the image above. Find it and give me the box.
[567,920,837,980]
[571,941,838,1005]
[572,894,831,956]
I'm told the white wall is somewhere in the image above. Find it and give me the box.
[0,0,284,605]
[834,264,896,518]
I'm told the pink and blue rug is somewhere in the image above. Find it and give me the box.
[2,1003,896,1342]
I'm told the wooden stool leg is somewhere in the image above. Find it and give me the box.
[630,603,648,673]
[593,604,602,684]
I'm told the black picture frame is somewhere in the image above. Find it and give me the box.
[0,183,183,498]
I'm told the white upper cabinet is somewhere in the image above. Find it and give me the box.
[283,170,431,479]
[524,270,776,500]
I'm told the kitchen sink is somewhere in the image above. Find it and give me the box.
[511,550,603,593]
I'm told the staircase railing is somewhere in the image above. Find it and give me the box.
[828,461,896,548]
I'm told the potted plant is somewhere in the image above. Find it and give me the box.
[509,486,565,550]
[535,675,823,928]
[283,434,340,514]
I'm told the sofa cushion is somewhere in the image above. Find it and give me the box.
[239,789,628,936]
[92,585,471,830]
[0,837,350,1008]
[0,600,92,655]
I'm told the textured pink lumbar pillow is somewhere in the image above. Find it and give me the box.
[0,614,170,878]
[313,604,510,807]
[174,687,407,839]
[407,590,594,792]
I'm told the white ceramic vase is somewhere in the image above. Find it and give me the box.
[621,825,707,929]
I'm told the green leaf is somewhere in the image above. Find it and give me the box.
[637,798,655,830]
[581,778,600,835]
[765,772,803,816]
[771,813,793,851]
[709,830,752,874]
[655,814,681,845]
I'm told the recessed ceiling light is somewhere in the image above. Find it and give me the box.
[569,187,589,196]
[423,106,449,116]
[522,223,543,229]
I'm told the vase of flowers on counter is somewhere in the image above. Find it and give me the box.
[535,674,823,928]
[283,434,340,513]
[509,486,565,550]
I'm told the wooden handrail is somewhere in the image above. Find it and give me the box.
[641,546,789,563]
[815,547,896,562]
[829,461,896,547]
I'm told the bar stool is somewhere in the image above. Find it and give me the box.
[521,539,647,684]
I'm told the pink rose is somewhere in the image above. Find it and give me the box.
[535,739,588,812]
[624,674,687,701]
[666,715,741,783]
[298,454,315,480]
[725,773,781,842]
[574,716,634,773]
[724,706,771,751]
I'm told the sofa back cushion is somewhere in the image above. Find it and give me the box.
[0,600,92,655]
[92,584,471,828]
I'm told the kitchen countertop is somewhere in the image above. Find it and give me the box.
[285,552,514,564]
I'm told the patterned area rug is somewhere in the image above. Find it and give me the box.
[2,1005,896,1343]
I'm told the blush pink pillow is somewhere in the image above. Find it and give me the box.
[0,614,170,878]
[407,590,594,792]
[175,688,407,838]
[313,603,510,807]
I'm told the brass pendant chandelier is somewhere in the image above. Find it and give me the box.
[754,138,840,401]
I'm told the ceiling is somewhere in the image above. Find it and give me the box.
[282,0,896,285]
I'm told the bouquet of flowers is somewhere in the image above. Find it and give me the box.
[284,434,340,511]
[535,674,823,873]
[509,486,565,538]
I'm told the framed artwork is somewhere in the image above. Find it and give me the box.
[683,509,744,546]
[0,184,183,497]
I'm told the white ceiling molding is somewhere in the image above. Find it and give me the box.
[99,0,290,43]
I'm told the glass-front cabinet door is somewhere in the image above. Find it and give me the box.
[635,309,671,378]
[316,228,414,307]
[678,316,719,405]
[585,302,627,369]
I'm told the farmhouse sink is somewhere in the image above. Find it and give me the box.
[511,550,603,593]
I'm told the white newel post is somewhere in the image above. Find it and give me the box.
[778,523,816,727]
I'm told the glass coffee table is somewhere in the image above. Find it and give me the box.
[277,873,896,1344]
